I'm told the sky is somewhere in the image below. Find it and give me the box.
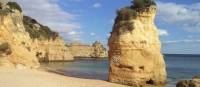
[6,0,200,54]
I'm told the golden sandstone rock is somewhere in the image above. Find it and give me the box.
[68,41,107,58]
[32,38,74,62]
[0,4,39,68]
[91,41,107,58]
[0,2,73,68]
[23,15,74,62]
[108,1,166,86]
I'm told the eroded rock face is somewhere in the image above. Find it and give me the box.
[68,42,93,58]
[91,41,108,58]
[22,6,74,62]
[0,2,40,68]
[0,2,73,69]
[108,3,166,87]
[68,41,107,58]
[32,38,74,62]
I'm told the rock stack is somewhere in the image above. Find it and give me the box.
[108,0,166,86]
[91,41,107,58]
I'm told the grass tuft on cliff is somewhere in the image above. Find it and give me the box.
[131,0,156,10]
[7,2,22,12]
[116,7,137,21]
[0,8,12,15]
[116,0,156,21]
[23,16,59,40]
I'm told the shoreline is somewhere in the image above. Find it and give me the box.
[74,57,108,59]
[39,57,108,63]
[0,68,128,87]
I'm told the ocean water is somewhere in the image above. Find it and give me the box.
[41,55,200,87]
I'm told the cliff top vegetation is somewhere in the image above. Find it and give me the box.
[23,16,59,40]
[116,0,156,21]
[0,2,58,40]
[7,2,22,12]
[0,2,12,15]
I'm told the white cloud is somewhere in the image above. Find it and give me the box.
[107,33,111,37]
[90,32,96,36]
[68,31,78,35]
[157,1,200,32]
[93,3,101,8]
[158,29,169,36]
[65,31,82,42]
[163,39,200,44]
[8,0,81,41]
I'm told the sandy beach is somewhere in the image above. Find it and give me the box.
[0,69,128,87]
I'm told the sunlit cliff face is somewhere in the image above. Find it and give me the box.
[108,3,166,86]
[0,7,40,68]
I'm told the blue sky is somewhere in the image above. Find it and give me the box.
[11,0,200,54]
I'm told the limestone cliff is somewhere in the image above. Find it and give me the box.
[23,16,74,62]
[108,0,166,86]
[68,41,107,58]
[0,2,73,69]
[91,41,107,58]
[32,38,73,62]
[0,2,39,68]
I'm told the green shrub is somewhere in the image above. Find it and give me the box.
[131,0,156,9]
[113,21,134,35]
[0,8,12,15]
[114,0,156,22]
[39,25,54,39]
[118,21,134,31]
[23,16,58,40]
[7,2,22,12]
[116,7,137,21]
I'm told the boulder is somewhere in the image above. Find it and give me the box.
[177,75,200,87]
[177,79,200,87]
[193,75,200,79]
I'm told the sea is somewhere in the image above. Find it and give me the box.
[41,54,200,87]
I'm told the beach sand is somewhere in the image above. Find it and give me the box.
[0,69,128,87]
